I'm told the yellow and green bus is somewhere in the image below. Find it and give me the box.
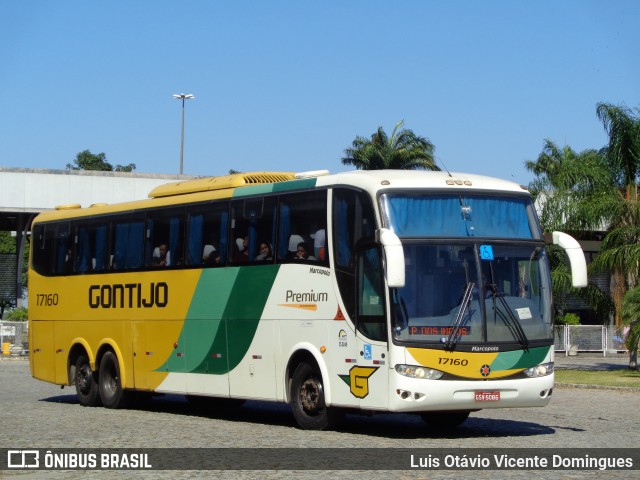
[28,169,587,430]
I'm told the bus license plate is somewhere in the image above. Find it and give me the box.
[475,391,500,402]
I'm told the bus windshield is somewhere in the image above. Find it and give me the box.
[380,192,551,347]
[390,243,553,346]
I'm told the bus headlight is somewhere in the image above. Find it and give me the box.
[524,362,554,378]
[395,364,444,380]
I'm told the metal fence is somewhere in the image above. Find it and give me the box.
[554,325,629,356]
[0,320,28,356]
[0,321,629,358]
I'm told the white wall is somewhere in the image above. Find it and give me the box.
[0,168,192,213]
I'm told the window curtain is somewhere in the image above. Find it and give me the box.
[115,221,143,269]
[94,225,107,272]
[187,214,204,265]
[114,223,129,270]
[219,211,228,262]
[169,217,181,267]
[127,221,144,269]
[278,204,291,259]
[76,228,90,273]
[336,197,351,267]
[385,195,532,238]
[144,220,154,266]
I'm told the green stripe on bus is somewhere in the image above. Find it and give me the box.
[272,178,317,192]
[222,265,280,371]
[233,184,277,197]
[232,178,317,197]
[490,346,550,371]
[161,265,280,375]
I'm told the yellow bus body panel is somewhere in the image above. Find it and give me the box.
[29,269,202,390]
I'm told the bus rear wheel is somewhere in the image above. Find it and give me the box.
[74,353,101,407]
[420,410,470,429]
[290,362,342,430]
[98,351,132,409]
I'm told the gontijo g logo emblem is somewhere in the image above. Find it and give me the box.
[338,366,378,399]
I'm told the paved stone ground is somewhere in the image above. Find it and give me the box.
[1,355,638,479]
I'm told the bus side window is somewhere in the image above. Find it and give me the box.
[332,188,376,321]
[145,208,184,268]
[186,201,229,267]
[230,197,276,264]
[112,217,144,270]
[92,223,109,272]
[75,225,91,273]
[54,222,72,275]
[32,223,55,276]
[357,245,387,341]
[277,190,327,263]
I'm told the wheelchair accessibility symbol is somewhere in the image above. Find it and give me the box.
[480,245,494,260]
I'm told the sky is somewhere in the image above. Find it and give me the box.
[1,0,638,186]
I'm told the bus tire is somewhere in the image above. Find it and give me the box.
[420,410,470,429]
[290,362,342,430]
[98,351,132,409]
[74,353,101,407]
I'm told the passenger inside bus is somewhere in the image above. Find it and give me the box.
[311,227,326,261]
[152,243,170,267]
[203,244,221,266]
[294,242,316,261]
[255,242,273,262]
[233,236,249,262]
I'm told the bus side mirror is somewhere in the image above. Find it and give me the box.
[552,231,588,288]
[378,228,405,288]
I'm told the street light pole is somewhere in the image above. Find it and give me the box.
[172,93,194,175]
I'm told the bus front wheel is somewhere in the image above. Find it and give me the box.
[74,353,101,407]
[98,351,132,409]
[290,362,342,430]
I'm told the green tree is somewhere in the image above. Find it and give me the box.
[621,286,640,370]
[589,103,640,326]
[66,150,136,172]
[4,306,27,322]
[342,121,438,171]
[527,103,640,328]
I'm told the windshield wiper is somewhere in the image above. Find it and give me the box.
[487,283,530,351]
[443,282,475,350]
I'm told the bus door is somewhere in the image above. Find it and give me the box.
[353,245,389,410]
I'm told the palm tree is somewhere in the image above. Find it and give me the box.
[525,139,611,233]
[342,121,438,171]
[528,103,640,331]
[596,103,640,202]
[589,104,640,327]
[621,286,640,370]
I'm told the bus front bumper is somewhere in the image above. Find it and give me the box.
[387,373,554,413]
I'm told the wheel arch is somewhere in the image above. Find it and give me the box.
[67,339,94,386]
[95,339,128,388]
[284,342,331,404]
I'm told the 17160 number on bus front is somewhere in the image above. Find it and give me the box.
[438,357,469,366]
